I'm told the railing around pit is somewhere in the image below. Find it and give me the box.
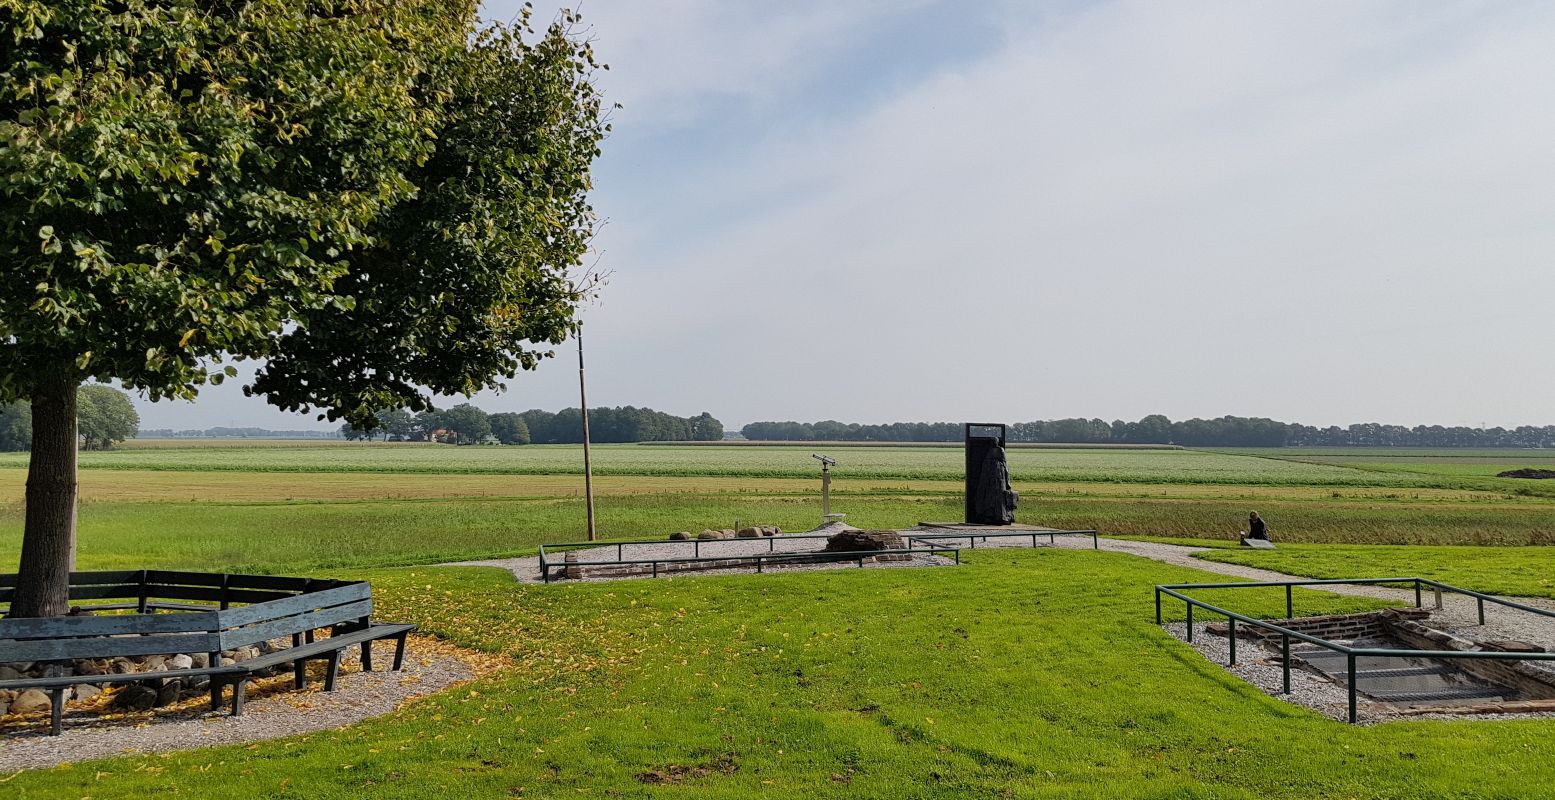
[1154,577,1555,722]
[537,534,961,583]
[905,528,1099,550]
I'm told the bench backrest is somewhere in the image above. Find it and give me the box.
[0,572,372,663]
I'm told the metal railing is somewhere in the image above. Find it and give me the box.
[538,534,961,583]
[1154,577,1555,722]
[906,528,1099,550]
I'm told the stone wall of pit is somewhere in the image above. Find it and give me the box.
[1385,619,1555,700]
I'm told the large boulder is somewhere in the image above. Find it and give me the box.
[669,531,692,541]
[155,681,183,707]
[823,529,906,553]
[113,684,158,711]
[761,526,781,537]
[11,688,52,714]
[697,529,731,541]
[736,527,762,538]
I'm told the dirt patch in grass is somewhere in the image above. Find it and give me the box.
[636,752,739,784]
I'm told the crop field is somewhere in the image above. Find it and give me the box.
[0,440,1492,486]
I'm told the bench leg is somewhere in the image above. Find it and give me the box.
[294,657,308,689]
[392,631,408,671]
[50,687,65,736]
[210,677,224,711]
[361,639,373,672]
[231,679,247,716]
[324,651,340,692]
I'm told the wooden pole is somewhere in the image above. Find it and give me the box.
[577,322,597,541]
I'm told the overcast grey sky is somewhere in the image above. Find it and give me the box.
[136,1,1555,431]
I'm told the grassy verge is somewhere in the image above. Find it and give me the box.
[17,550,1555,799]
[1194,544,1555,600]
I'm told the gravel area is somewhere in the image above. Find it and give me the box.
[0,636,474,771]
[1165,623,1555,724]
[447,524,958,583]
[1074,536,1555,721]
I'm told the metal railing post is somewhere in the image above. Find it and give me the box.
[1228,617,1237,665]
[1347,653,1358,723]
[1092,532,1098,550]
[1281,633,1291,694]
[1478,597,1486,625]
[1154,588,1162,625]
[1285,584,1293,619]
[1187,601,1194,642]
[1414,580,1422,608]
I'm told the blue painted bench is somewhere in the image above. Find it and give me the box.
[1,571,415,735]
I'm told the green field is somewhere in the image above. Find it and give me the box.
[5,442,1555,797]
[4,444,1555,573]
[0,441,1484,486]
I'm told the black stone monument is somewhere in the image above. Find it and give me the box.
[965,423,1019,525]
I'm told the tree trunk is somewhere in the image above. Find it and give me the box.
[9,375,79,618]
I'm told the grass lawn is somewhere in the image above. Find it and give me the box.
[14,549,1555,799]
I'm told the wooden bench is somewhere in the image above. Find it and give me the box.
[218,622,416,714]
[1,570,417,735]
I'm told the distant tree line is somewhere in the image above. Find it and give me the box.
[740,415,1555,448]
[0,385,140,451]
[344,405,724,445]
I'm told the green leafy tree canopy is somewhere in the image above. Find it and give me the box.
[1,1,607,617]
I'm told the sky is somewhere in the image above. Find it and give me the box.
[135,0,1555,432]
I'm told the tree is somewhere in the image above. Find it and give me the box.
[690,412,724,441]
[0,402,30,451]
[376,409,417,442]
[440,403,492,444]
[76,385,139,450]
[2,3,606,617]
[489,412,531,445]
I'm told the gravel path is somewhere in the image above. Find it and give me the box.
[0,637,474,771]
[446,525,956,583]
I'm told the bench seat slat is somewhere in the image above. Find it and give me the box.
[0,665,241,691]
[232,623,416,672]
